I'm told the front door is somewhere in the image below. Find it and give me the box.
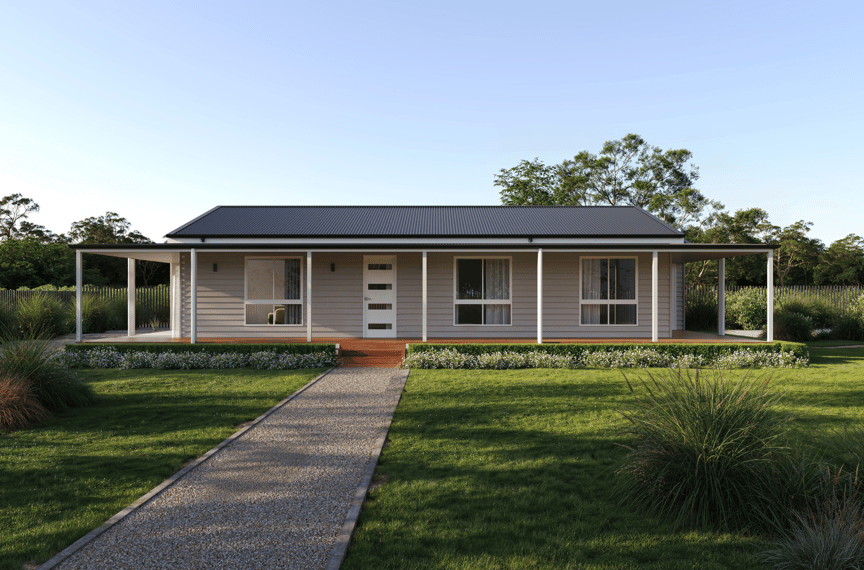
[363,255,397,338]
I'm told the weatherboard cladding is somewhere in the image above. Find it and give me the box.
[166,206,683,238]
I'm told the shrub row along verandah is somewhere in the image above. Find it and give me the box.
[58,343,338,370]
[404,342,809,369]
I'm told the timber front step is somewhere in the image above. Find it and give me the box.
[336,342,406,368]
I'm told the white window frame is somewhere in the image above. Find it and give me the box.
[578,255,639,326]
[452,256,513,326]
[244,256,304,326]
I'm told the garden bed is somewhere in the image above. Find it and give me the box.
[404,341,809,369]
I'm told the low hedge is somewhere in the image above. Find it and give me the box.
[65,343,337,356]
[407,341,808,360]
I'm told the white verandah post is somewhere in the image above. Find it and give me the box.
[422,251,427,343]
[652,251,659,343]
[718,258,726,337]
[127,258,136,337]
[306,251,312,343]
[75,250,82,343]
[767,250,774,342]
[190,248,197,344]
[537,248,543,344]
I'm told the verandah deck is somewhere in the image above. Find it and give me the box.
[72,331,765,367]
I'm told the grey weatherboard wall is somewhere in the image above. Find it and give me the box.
[178,251,674,339]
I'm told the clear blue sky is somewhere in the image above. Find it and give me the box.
[1,1,861,244]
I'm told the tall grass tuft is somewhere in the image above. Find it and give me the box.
[0,302,16,339]
[0,338,95,412]
[15,292,73,339]
[831,314,864,342]
[685,290,717,331]
[773,311,814,343]
[760,468,864,570]
[777,296,839,330]
[0,373,50,432]
[616,367,790,531]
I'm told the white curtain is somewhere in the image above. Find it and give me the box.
[484,304,511,325]
[484,259,510,300]
[581,304,606,325]
[582,259,605,300]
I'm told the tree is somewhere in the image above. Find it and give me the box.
[814,235,864,286]
[0,238,74,289]
[494,158,561,205]
[684,208,773,287]
[769,221,822,286]
[68,212,151,245]
[68,212,167,287]
[496,134,716,228]
[0,193,59,241]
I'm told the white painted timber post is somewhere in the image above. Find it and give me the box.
[75,250,83,343]
[171,255,181,339]
[767,250,774,342]
[306,251,312,343]
[127,258,136,337]
[718,258,726,337]
[652,251,659,343]
[190,248,197,344]
[422,251,427,342]
[537,248,543,344]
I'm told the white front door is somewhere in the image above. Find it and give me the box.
[363,255,397,338]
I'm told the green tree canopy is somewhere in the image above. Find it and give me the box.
[815,235,864,286]
[495,134,718,228]
[68,212,152,245]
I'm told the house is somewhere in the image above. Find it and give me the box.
[70,205,777,343]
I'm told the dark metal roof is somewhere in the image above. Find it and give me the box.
[165,206,685,238]
[72,243,776,251]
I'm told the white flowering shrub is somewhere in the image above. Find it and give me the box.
[402,347,808,370]
[54,349,337,370]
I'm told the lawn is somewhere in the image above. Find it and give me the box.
[343,347,864,570]
[0,367,325,570]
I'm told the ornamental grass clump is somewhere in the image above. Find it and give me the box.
[15,292,72,339]
[0,373,50,432]
[760,468,864,570]
[0,338,95,413]
[616,367,790,531]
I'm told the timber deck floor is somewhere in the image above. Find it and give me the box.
[71,330,765,367]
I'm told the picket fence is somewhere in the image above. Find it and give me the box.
[687,285,864,313]
[0,287,171,325]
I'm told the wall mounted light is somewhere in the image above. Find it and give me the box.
[331,263,336,272]
[213,263,218,272]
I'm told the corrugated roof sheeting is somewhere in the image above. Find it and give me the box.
[166,206,684,238]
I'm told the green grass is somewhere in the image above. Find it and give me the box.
[0,367,324,570]
[343,348,864,570]
[806,339,864,347]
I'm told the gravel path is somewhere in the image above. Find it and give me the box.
[50,367,407,570]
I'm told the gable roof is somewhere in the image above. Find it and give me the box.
[166,206,684,239]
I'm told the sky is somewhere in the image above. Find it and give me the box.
[0,1,861,245]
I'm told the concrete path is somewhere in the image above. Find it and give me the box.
[44,367,407,570]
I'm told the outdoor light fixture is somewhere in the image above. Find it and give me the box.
[213,263,218,272]
[331,263,335,272]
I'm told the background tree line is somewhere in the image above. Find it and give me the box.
[0,194,168,289]
[495,134,864,287]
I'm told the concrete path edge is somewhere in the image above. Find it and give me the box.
[324,368,410,570]
[37,366,338,570]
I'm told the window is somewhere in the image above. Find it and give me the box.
[245,258,303,325]
[454,258,511,325]
[580,258,637,325]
